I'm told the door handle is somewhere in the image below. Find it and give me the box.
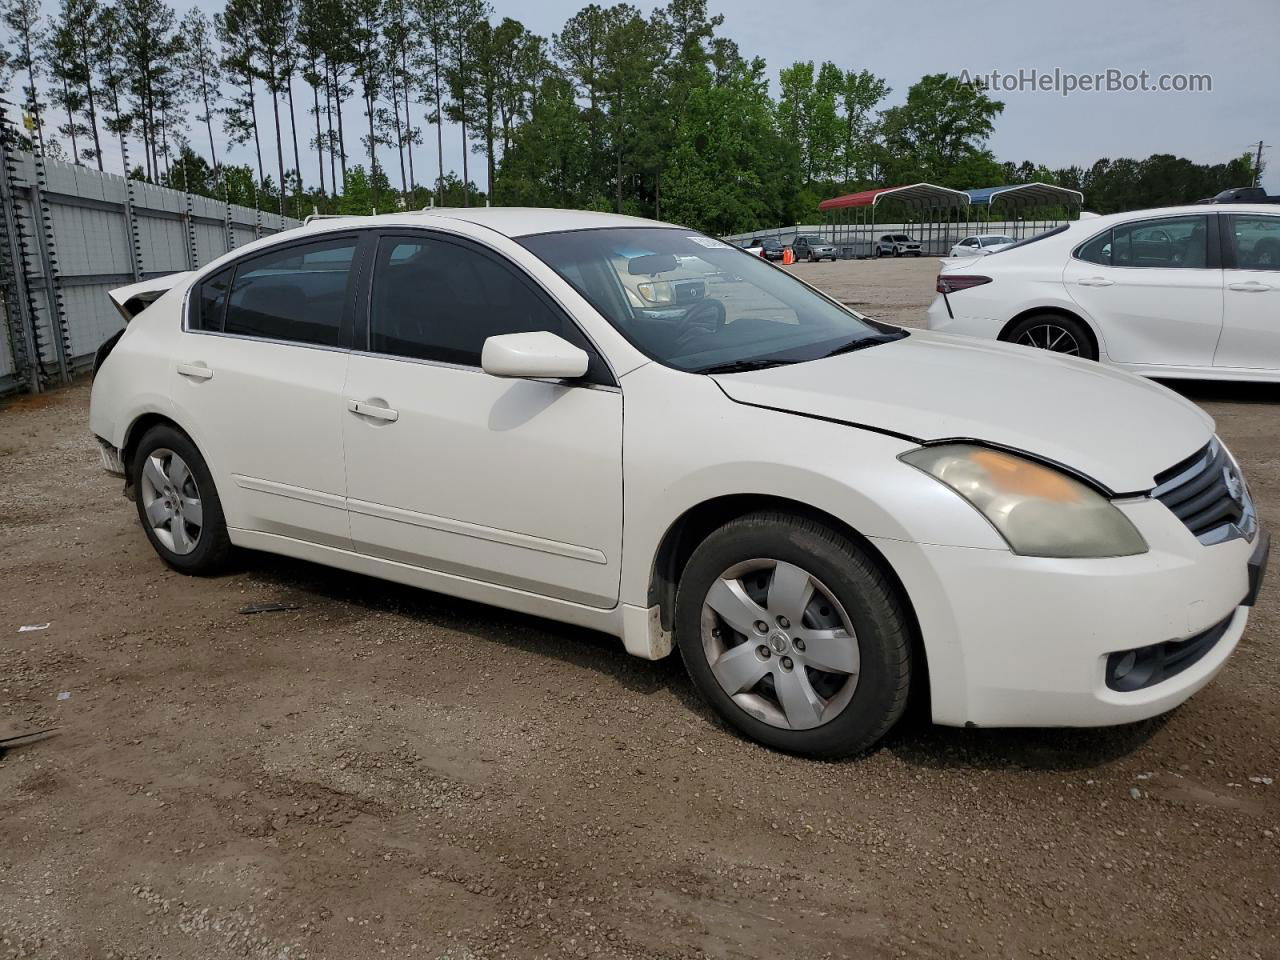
[1077,277,1114,287]
[176,362,213,380]
[1228,281,1271,292]
[347,399,399,422]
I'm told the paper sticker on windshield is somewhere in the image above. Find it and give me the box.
[687,236,728,249]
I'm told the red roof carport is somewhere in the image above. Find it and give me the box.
[818,183,971,257]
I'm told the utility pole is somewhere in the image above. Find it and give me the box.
[1252,140,1270,187]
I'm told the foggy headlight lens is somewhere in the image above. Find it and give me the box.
[901,444,1148,558]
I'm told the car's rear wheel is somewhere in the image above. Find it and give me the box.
[675,512,912,758]
[1003,313,1097,361]
[130,424,233,574]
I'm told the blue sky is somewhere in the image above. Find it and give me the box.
[17,0,1280,196]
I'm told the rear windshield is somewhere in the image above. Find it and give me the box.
[998,224,1070,252]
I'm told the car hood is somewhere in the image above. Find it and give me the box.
[711,330,1213,493]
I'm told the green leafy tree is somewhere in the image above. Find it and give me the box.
[2,0,47,152]
[494,73,596,208]
[218,0,265,183]
[441,0,491,204]
[179,8,222,171]
[663,55,797,234]
[838,68,887,185]
[116,0,185,180]
[409,0,451,205]
[879,73,1004,183]
[46,0,105,166]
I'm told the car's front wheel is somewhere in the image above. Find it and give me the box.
[675,512,912,758]
[130,424,234,574]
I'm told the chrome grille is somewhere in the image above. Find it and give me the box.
[1151,440,1248,542]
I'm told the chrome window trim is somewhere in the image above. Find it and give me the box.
[347,346,622,393]
[177,326,351,355]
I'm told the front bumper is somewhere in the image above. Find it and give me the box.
[870,499,1263,728]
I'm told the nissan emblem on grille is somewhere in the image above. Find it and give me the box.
[1224,465,1244,505]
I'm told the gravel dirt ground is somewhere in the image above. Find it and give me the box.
[1,256,1277,960]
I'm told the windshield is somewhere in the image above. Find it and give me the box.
[519,227,902,373]
[893,235,912,242]
[983,235,1015,245]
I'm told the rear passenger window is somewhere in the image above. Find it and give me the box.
[1112,216,1207,269]
[193,267,232,331]
[223,237,357,346]
[1076,230,1112,265]
[367,235,612,384]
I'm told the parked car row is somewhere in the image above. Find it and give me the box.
[91,206,1267,760]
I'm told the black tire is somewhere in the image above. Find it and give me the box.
[1002,312,1098,361]
[674,511,912,759]
[892,247,901,257]
[130,424,234,574]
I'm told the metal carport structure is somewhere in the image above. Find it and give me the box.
[818,183,971,258]
[964,182,1084,240]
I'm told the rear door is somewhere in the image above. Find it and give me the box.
[1215,212,1280,372]
[169,233,361,547]
[1063,213,1223,367]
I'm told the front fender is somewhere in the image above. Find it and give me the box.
[618,366,1006,609]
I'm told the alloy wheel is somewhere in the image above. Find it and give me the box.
[700,559,860,730]
[1015,323,1082,356]
[139,448,204,555]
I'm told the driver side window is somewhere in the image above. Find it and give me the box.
[367,235,613,384]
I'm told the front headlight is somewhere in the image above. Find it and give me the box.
[901,444,1148,558]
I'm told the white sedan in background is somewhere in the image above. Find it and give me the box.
[948,233,1016,258]
[928,204,1280,381]
[91,208,1266,759]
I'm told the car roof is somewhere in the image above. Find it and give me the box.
[297,206,677,239]
[1079,203,1279,226]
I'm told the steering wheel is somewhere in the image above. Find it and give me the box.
[675,299,726,348]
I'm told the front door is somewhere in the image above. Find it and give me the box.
[341,231,623,608]
[1064,213,1223,367]
[1215,212,1280,372]
[169,233,360,547]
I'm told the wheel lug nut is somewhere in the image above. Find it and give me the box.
[781,657,793,670]
[794,639,806,652]
[757,645,770,658]
[777,616,790,629]
[754,620,768,634]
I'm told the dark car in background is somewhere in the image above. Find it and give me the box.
[792,234,838,262]
[749,236,786,261]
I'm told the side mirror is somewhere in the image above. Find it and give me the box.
[481,331,589,381]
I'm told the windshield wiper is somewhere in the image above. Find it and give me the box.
[819,331,906,359]
[697,358,795,375]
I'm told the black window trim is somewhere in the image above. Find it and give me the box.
[1070,211,1222,270]
[351,226,619,389]
[1220,211,1280,271]
[182,230,365,353]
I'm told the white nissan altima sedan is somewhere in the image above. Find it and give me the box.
[90,208,1269,758]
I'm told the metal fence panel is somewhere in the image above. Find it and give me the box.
[0,147,302,395]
